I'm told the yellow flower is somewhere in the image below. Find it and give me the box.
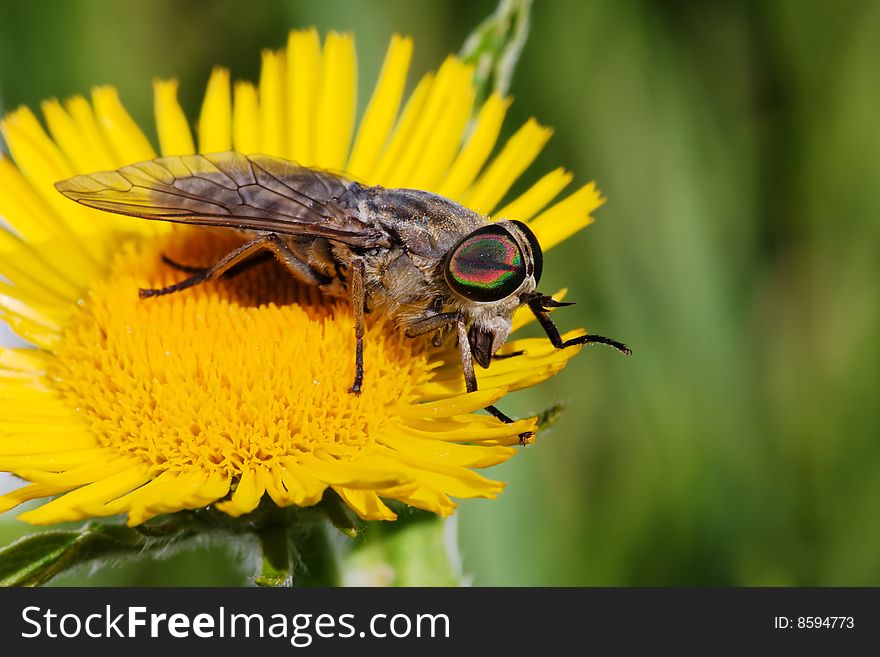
[0,30,603,527]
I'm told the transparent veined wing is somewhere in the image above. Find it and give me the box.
[55,152,381,246]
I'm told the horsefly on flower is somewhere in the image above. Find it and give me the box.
[55,152,631,445]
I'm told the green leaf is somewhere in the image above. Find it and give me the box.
[460,0,533,106]
[0,532,80,587]
[0,521,197,587]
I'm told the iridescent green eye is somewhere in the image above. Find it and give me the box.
[444,225,527,302]
[510,220,543,284]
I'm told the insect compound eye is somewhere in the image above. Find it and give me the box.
[444,225,527,302]
[509,220,543,285]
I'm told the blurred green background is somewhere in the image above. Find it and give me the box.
[2,0,879,586]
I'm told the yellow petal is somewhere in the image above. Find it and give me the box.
[0,346,51,372]
[264,462,326,508]
[198,67,232,153]
[0,176,102,289]
[371,72,434,184]
[16,458,139,487]
[286,28,321,164]
[0,156,61,244]
[0,482,74,514]
[0,447,109,472]
[347,34,413,181]
[279,458,328,506]
[41,99,98,174]
[0,276,70,327]
[64,96,119,169]
[215,466,265,516]
[387,417,535,445]
[528,181,604,251]
[422,334,585,398]
[495,167,573,221]
[1,106,71,183]
[378,485,457,517]
[262,467,293,507]
[332,486,396,521]
[394,387,509,418]
[1,108,107,263]
[384,57,474,189]
[378,431,515,468]
[314,31,357,170]
[463,118,553,214]
[263,467,298,507]
[232,81,260,154]
[0,430,97,455]
[298,452,408,489]
[18,464,151,524]
[0,225,81,300]
[406,60,475,191]
[124,470,230,526]
[0,312,59,349]
[371,449,505,499]
[99,469,176,517]
[92,86,156,163]
[437,93,511,201]
[154,78,195,156]
[259,49,286,157]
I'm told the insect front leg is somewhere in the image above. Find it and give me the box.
[454,313,478,394]
[448,316,530,442]
[406,312,533,444]
[405,312,477,392]
[482,405,534,445]
[348,258,366,395]
[140,233,325,298]
[526,294,631,355]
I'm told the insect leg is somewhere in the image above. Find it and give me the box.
[259,234,327,286]
[452,313,478,393]
[403,312,487,391]
[407,312,534,444]
[140,234,324,298]
[161,255,207,274]
[348,258,366,395]
[406,312,476,391]
[162,252,275,279]
[404,312,461,338]
[562,334,632,354]
[483,405,534,446]
[527,295,631,355]
[492,350,525,360]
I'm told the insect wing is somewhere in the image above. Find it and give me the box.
[55,152,377,246]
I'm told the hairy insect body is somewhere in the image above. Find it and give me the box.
[358,189,520,349]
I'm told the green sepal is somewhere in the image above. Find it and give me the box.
[320,489,363,539]
[536,400,566,431]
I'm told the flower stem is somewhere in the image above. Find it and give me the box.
[254,519,341,587]
[292,521,340,586]
[255,523,293,587]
